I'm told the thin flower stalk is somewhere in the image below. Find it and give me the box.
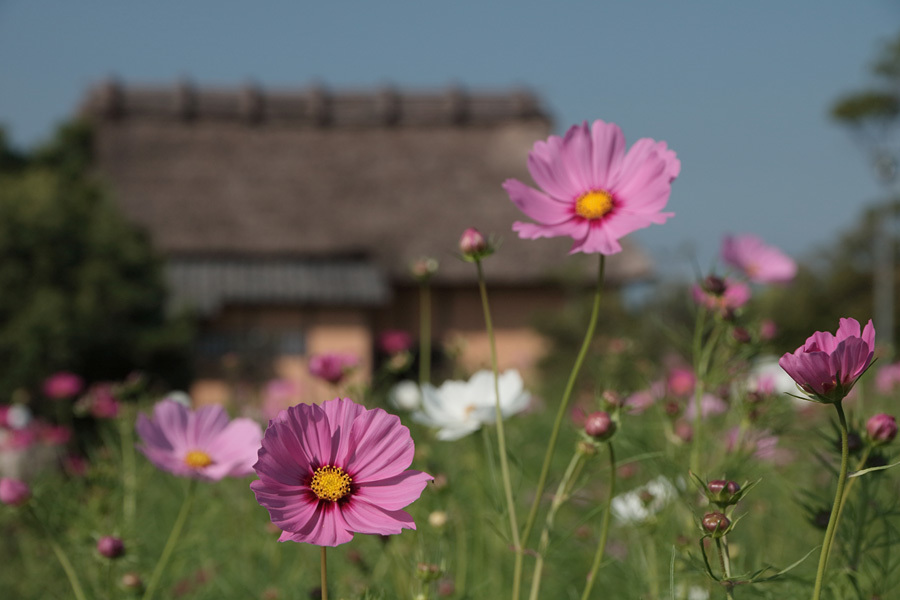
[529,448,585,600]
[716,537,735,600]
[690,311,724,473]
[26,506,88,600]
[143,479,197,600]
[522,255,606,551]
[120,406,137,534]
[321,546,329,600]
[419,280,432,385]
[826,445,873,567]
[581,441,616,600]
[475,259,523,600]
[811,403,850,600]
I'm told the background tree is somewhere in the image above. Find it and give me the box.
[0,121,193,400]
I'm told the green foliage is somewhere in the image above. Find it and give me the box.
[0,122,193,397]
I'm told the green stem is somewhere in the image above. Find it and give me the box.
[419,282,432,385]
[716,537,735,599]
[580,441,616,600]
[827,446,871,567]
[143,479,197,600]
[121,408,137,535]
[811,403,850,600]
[529,449,585,600]
[689,308,708,473]
[321,546,329,600]
[27,506,88,600]
[522,255,605,549]
[475,260,523,600]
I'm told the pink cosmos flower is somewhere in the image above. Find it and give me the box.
[377,330,413,355]
[876,362,900,395]
[0,477,30,506]
[136,399,263,481]
[503,120,679,255]
[251,397,432,547]
[778,318,876,403]
[666,367,696,397]
[308,353,358,385]
[866,413,897,445]
[42,372,84,399]
[721,234,797,284]
[684,394,729,420]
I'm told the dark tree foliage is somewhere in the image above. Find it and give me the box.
[0,121,193,399]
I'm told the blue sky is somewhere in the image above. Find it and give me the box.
[1,1,898,278]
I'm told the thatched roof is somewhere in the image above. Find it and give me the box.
[82,80,653,292]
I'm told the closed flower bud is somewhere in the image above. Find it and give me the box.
[97,535,125,559]
[732,327,752,344]
[702,511,730,536]
[867,413,898,445]
[410,257,439,281]
[459,228,487,258]
[707,480,741,506]
[584,411,616,440]
[703,275,727,296]
[0,478,30,506]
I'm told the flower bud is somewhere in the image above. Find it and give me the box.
[410,257,439,282]
[584,411,616,440]
[459,228,487,257]
[703,275,727,296]
[415,562,443,582]
[707,480,741,506]
[867,413,897,445]
[0,478,30,506]
[702,511,730,536]
[97,535,125,559]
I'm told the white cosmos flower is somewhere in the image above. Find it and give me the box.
[389,380,422,411]
[611,476,677,525]
[412,369,530,441]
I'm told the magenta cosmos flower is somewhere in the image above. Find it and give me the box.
[503,119,679,255]
[136,399,263,480]
[308,353,358,385]
[721,234,797,284]
[251,397,432,547]
[778,318,876,404]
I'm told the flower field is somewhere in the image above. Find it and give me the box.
[2,119,900,600]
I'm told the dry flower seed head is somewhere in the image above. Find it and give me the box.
[703,275,727,296]
[584,411,616,440]
[702,511,730,536]
[732,326,752,344]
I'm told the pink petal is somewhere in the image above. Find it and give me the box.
[502,179,573,225]
[344,408,414,482]
[187,404,230,448]
[354,470,433,511]
[340,499,416,536]
[570,220,623,255]
[559,122,594,192]
[206,418,263,477]
[513,218,587,241]
[831,337,873,384]
[320,398,367,465]
[278,502,355,547]
[528,136,581,200]
[590,120,626,188]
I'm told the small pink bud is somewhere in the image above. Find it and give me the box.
[702,511,730,536]
[584,411,616,440]
[867,413,898,445]
[97,536,125,559]
[459,228,487,256]
[707,479,741,506]
[410,257,439,281]
[703,275,726,296]
[0,478,30,506]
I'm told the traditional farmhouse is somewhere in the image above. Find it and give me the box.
[80,80,652,403]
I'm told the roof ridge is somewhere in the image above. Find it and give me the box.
[81,79,550,127]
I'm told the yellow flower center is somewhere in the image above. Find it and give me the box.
[184,450,213,469]
[575,190,614,220]
[310,465,352,502]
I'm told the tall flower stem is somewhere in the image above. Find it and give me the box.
[475,259,523,600]
[27,506,88,600]
[321,546,329,600]
[529,448,585,600]
[811,403,850,600]
[580,441,616,600]
[522,256,605,550]
[419,281,432,385]
[715,537,735,600]
[143,479,197,600]
[826,446,872,567]
[121,407,137,534]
